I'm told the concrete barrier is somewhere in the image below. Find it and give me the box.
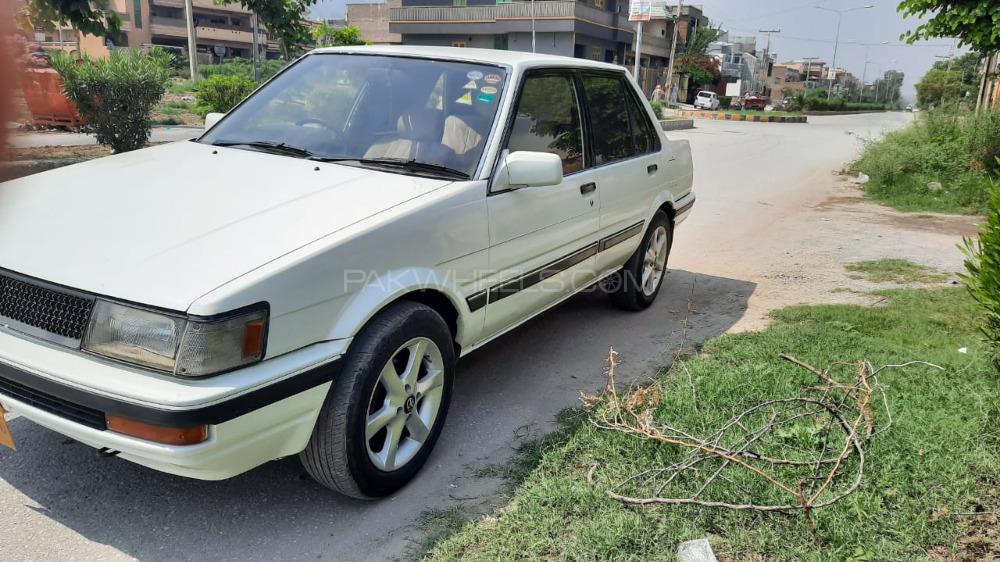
[673,110,807,123]
[659,119,694,131]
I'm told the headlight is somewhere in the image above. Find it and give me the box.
[83,300,268,376]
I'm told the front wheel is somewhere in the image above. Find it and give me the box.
[300,301,455,498]
[604,211,673,311]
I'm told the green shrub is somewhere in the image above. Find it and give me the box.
[718,95,733,109]
[50,49,171,153]
[649,100,664,117]
[195,74,257,115]
[199,59,288,82]
[960,169,1000,367]
[850,109,998,214]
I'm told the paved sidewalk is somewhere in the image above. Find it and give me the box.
[8,126,201,148]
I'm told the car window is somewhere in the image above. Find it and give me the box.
[624,85,660,155]
[506,73,584,175]
[581,74,632,165]
[200,54,508,178]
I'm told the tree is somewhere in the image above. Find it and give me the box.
[225,0,317,59]
[897,0,999,54]
[312,24,367,48]
[16,0,123,44]
[915,69,970,106]
[932,51,987,86]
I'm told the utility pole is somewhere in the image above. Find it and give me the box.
[758,29,779,96]
[530,0,536,53]
[664,0,682,102]
[633,20,643,84]
[251,12,260,82]
[184,0,198,79]
[802,56,818,90]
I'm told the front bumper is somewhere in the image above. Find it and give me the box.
[0,332,345,480]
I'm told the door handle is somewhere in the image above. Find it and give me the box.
[647,164,658,174]
[580,182,597,195]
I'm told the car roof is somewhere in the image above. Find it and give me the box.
[309,45,627,73]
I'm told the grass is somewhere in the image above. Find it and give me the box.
[167,78,199,95]
[425,288,1000,561]
[845,259,950,284]
[850,109,999,215]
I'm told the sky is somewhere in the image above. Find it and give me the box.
[309,0,961,102]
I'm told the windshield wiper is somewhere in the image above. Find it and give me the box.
[312,156,470,180]
[212,140,315,158]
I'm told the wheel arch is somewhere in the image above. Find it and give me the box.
[327,270,469,355]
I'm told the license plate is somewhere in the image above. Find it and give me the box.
[0,403,15,450]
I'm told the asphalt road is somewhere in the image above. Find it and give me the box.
[0,112,912,561]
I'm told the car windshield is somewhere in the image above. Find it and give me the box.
[199,53,508,178]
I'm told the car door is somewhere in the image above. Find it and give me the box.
[481,70,600,336]
[579,72,665,275]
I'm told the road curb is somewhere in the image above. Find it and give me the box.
[673,110,807,123]
[659,119,695,131]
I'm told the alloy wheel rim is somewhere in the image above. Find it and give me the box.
[365,337,445,472]
[641,226,669,296]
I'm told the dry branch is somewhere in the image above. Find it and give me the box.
[584,347,942,542]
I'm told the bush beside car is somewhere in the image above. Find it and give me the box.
[195,75,258,115]
[50,49,171,153]
[961,162,1000,368]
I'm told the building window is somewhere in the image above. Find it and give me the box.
[133,0,142,28]
[594,0,605,8]
[497,0,513,3]
[453,0,467,5]
[452,40,467,47]
[590,46,602,61]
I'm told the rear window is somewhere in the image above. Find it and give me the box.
[698,92,712,98]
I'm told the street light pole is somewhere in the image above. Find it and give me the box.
[816,4,872,100]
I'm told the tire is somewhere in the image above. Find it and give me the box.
[605,210,673,311]
[300,301,455,498]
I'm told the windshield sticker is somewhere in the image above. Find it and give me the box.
[483,74,502,84]
[476,93,495,104]
[463,79,478,89]
[456,92,473,105]
[479,86,497,95]
[466,70,484,80]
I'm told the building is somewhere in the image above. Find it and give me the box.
[25,0,280,62]
[347,1,402,44]
[767,64,805,101]
[388,0,635,64]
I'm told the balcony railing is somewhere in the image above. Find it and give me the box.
[390,1,622,29]
[150,0,250,14]
[150,16,275,44]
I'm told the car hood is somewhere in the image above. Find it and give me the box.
[0,141,452,311]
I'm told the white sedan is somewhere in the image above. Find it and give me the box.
[0,46,694,498]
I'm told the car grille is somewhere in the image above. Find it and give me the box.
[0,272,94,342]
[0,375,107,430]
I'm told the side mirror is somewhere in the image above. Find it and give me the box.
[204,112,225,132]
[495,151,563,191]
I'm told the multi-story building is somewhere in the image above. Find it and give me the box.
[347,0,402,44]
[25,0,280,62]
[388,0,636,63]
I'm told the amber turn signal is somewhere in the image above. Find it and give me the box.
[106,415,207,445]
